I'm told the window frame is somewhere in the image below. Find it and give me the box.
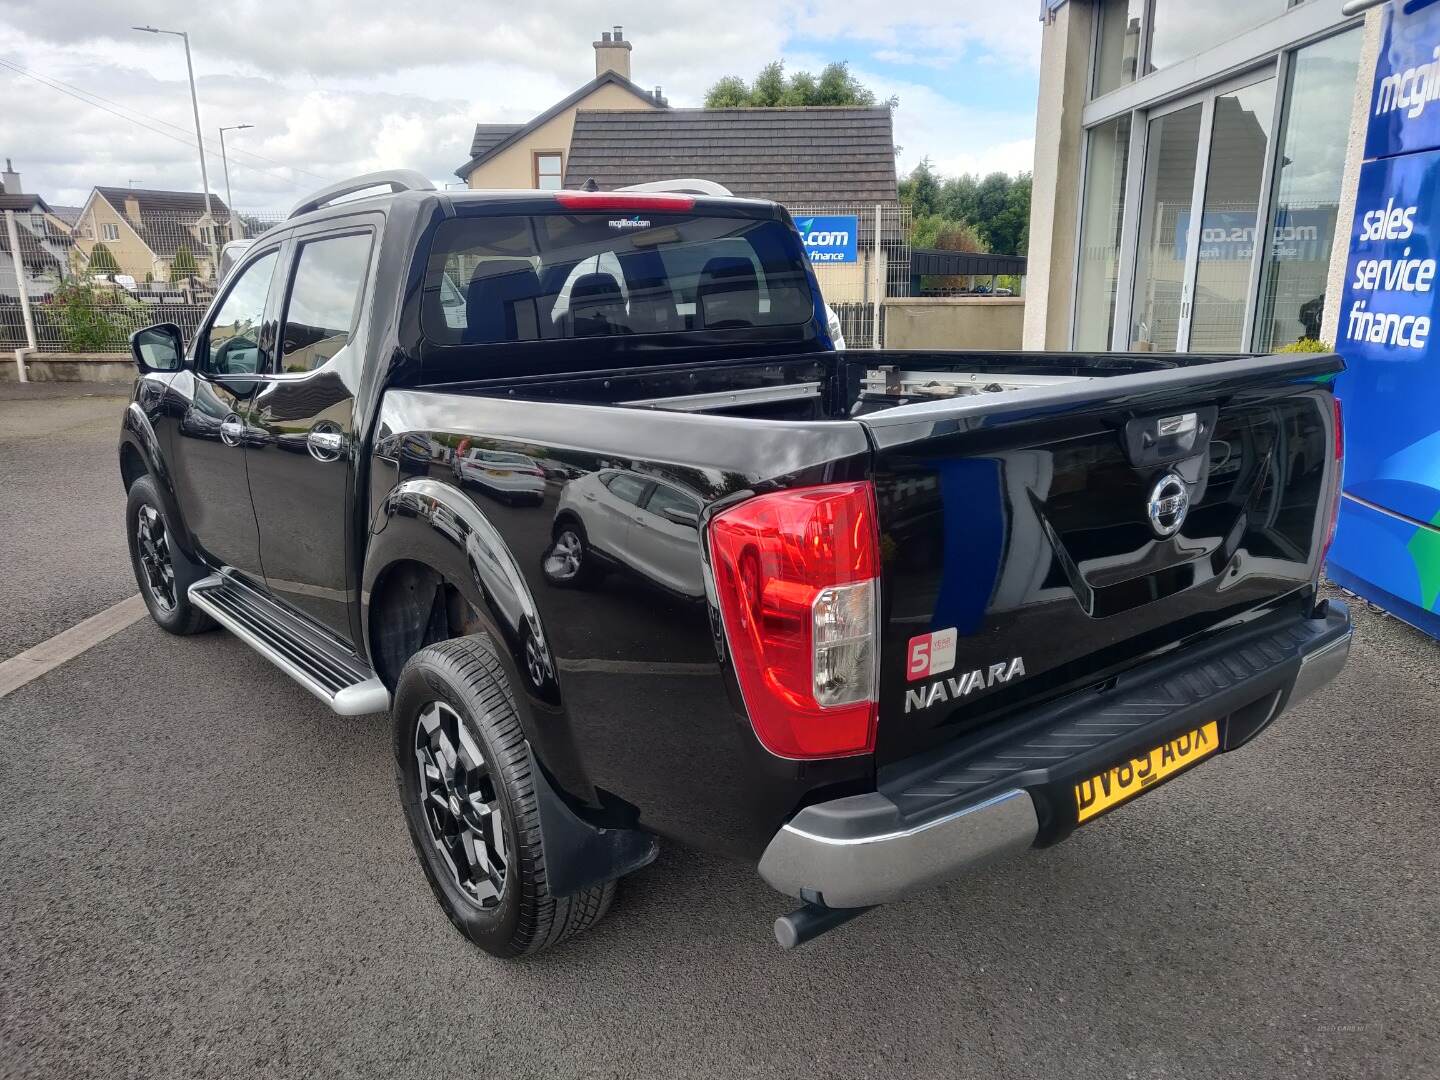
[101,222,120,241]
[532,150,564,191]
[270,226,376,378]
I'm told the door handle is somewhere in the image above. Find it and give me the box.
[219,417,245,446]
[307,428,346,462]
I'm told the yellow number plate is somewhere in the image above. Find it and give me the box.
[1074,720,1220,823]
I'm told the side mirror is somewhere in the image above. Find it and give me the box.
[130,322,186,374]
[661,506,700,529]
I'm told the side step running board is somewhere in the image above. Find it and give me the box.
[188,573,390,716]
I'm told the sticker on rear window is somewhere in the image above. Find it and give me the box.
[907,628,957,681]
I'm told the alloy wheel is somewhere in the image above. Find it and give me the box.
[544,530,583,581]
[524,628,553,688]
[414,702,507,907]
[135,504,177,612]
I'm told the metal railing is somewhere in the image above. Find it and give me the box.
[1,209,285,352]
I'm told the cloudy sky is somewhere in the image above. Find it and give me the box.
[0,1,1041,211]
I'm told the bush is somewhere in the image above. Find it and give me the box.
[87,242,120,274]
[171,246,198,277]
[49,280,144,352]
[1274,338,1333,353]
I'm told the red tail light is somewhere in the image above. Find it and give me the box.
[708,482,880,759]
[554,192,695,211]
[1322,395,1345,567]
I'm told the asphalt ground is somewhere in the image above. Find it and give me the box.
[2,382,1438,1079]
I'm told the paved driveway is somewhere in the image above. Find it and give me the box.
[2,382,1437,1079]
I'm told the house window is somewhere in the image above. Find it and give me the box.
[534,152,563,191]
[102,223,120,241]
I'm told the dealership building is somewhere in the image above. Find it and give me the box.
[1024,1,1373,354]
[1026,0,1440,638]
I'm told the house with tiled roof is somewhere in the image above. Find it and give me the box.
[564,106,897,204]
[456,26,664,190]
[72,186,232,282]
[0,159,75,298]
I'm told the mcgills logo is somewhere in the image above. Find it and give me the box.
[608,216,651,230]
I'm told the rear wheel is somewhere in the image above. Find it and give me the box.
[393,636,614,957]
[125,475,213,635]
[543,521,602,588]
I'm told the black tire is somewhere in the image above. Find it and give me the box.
[393,635,614,958]
[125,475,214,636]
[542,519,603,588]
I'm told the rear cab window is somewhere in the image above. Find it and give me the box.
[419,207,816,347]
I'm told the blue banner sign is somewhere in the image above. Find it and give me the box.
[1365,1,1440,160]
[794,215,858,263]
[1331,0,1440,639]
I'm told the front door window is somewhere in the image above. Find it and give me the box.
[201,250,277,375]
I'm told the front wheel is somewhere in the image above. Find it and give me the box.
[125,475,214,635]
[393,636,614,958]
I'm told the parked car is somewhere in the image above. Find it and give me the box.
[544,469,705,597]
[452,447,547,505]
[120,169,1351,959]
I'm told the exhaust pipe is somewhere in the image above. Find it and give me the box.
[773,902,874,949]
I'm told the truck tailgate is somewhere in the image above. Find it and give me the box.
[857,352,1343,765]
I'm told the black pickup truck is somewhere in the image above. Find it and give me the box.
[120,170,1352,956]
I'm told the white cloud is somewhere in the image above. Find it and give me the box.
[0,2,1039,208]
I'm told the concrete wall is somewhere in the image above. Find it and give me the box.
[1322,9,1383,347]
[1,353,135,383]
[1023,2,1093,351]
[884,297,1025,351]
[467,82,657,190]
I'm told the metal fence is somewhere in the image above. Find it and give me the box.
[787,202,910,348]
[1,208,285,353]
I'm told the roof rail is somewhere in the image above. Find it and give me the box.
[288,170,435,219]
[618,178,734,197]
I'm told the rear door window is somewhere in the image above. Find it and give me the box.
[601,472,650,506]
[278,232,372,373]
[420,212,813,345]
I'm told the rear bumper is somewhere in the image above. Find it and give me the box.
[758,601,1352,909]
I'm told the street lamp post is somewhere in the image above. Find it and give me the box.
[218,124,253,238]
[132,25,219,273]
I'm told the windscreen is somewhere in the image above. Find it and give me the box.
[420,212,815,346]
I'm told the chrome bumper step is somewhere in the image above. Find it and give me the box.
[188,572,389,716]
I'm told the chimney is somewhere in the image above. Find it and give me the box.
[593,25,632,79]
[1,158,19,195]
[124,193,142,225]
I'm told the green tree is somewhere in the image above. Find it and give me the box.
[704,61,892,108]
[901,163,1033,256]
[984,172,1031,256]
[171,245,198,278]
[87,242,119,274]
[910,214,987,253]
[898,157,942,217]
[704,75,749,108]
